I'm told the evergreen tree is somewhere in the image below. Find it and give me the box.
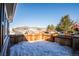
[47,24,55,31]
[56,15,74,33]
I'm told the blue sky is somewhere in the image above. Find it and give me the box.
[10,3,79,29]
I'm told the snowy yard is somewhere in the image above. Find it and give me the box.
[10,41,73,56]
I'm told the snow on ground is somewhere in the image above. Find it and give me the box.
[10,41,73,56]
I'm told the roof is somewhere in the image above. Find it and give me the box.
[73,23,79,29]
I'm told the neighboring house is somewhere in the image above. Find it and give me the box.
[73,23,79,30]
[0,3,16,56]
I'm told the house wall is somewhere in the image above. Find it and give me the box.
[0,4,2,53]
[0,3,10,56]
[0,3,16,56]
